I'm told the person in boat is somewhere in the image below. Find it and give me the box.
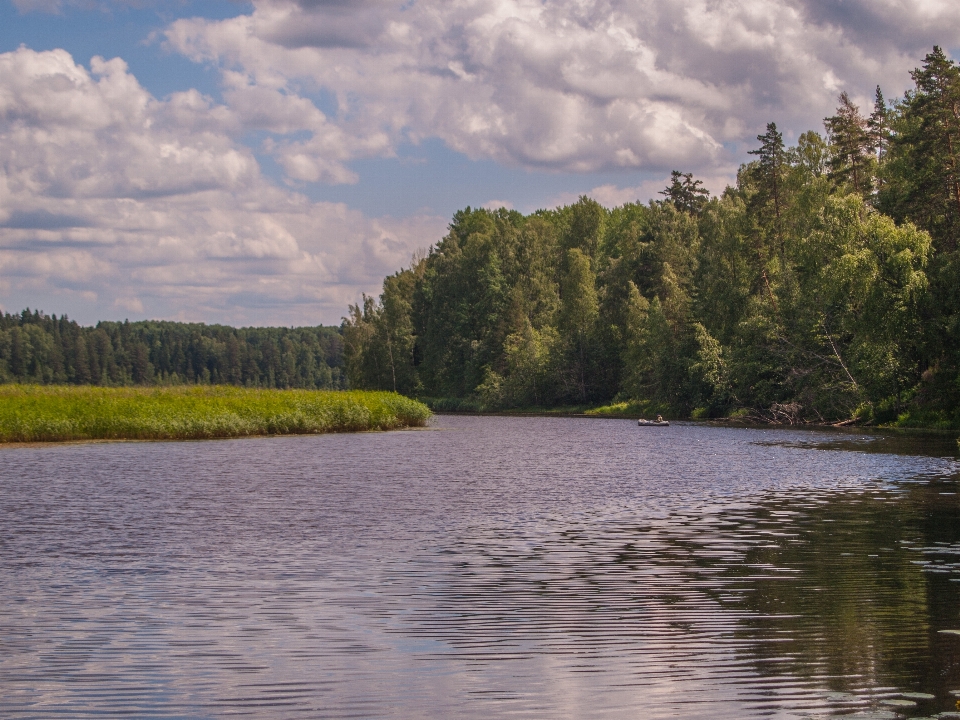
[656,414,663,423]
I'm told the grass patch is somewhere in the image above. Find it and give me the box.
[0,385,431,443]
[419,396,487,413]
[584,400,669,418]
[421,396,672,419]
[887,407,960,432]
[419,397,590,414]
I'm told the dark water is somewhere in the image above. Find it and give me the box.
[2,416,960,719]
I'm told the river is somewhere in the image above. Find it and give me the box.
[2,415,960,718]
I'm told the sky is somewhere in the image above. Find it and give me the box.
[1,0,959,327]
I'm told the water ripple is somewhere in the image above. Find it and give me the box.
[2,416,959,718]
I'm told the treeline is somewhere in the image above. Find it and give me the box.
[0,311,345,389]
[343,47,960,426]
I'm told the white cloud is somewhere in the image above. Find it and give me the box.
[0,50,256,200]
[0,47,445,325]
[217,69,391,184]
[114,296,144,313]
[164,0,960,179]
[546,172,735,210]
[546,184,651,211]
[6,1,960,325]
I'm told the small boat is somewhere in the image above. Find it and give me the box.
[638,419,670,426]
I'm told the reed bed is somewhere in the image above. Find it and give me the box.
[0,385,431,442]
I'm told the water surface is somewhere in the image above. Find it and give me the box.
[2,416,960,718]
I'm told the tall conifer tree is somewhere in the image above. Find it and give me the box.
[824,92,873,195]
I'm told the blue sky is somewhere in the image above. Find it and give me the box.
[1,0,958,326]
[0,3,233,96]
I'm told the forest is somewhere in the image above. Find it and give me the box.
[0,312,345,389]
[343,47,960,427]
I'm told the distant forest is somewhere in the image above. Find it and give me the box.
[0,312,345,389]
[343,47,960,426]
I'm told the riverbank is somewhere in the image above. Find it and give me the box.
[421,397,960,440]
[0,385,431,442]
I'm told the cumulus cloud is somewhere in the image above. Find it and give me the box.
[0,47,445,325]
[547,180,674,210]
[6,1,960,325]
[164,0,960,179]
[0,50,256,200]
[546,172,736,210]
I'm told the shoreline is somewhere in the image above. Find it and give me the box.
[429,408,960,438]
[0,424,441,449]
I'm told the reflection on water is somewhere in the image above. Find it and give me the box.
[2,416,960,718]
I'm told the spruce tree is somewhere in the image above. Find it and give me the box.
[824,92,873,195]
[748,122,786,238]
[659,171,710,214]
[867,86,890,162]
[746,122,787,289]
[901,46,960,251]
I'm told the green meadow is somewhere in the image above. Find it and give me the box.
[0,385,431,443]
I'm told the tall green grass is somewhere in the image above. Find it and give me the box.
[0,385,431,442]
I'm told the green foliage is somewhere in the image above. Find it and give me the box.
[499,321,557,408]
[0,311,345,389]
[342,263,422,395]
[0,385,431,442]
[559,248,599,401]
[345,47,960,425]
